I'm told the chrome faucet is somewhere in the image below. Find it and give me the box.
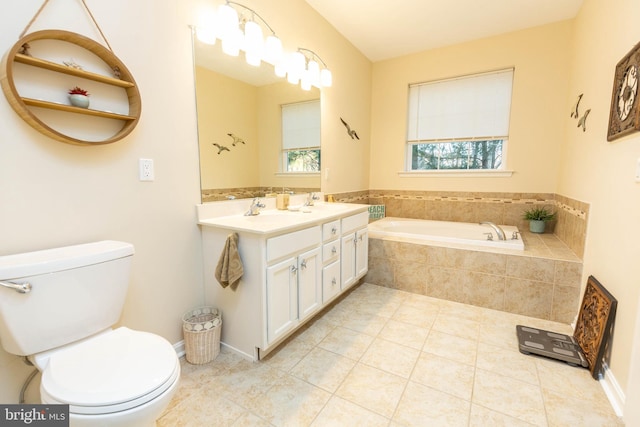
[304,192,320,206]
[480,221,506,241]
[244,198,265,216]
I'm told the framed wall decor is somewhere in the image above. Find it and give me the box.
[607,42,640,141]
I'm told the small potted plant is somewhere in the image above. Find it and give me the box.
[68,86,90,108]
[522,206,556,233]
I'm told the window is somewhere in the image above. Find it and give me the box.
[281,99,321,173]
[406,69,513,171]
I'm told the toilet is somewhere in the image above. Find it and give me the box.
[0,241,180,427]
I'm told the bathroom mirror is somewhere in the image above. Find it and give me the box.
[193,36,321,202]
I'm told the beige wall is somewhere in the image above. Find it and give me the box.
[196,67,260,189]
[558,0,640,411]
[0,0,371,404]
[370,21,572,193]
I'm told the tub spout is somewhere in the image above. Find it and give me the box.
[480,222,506,241]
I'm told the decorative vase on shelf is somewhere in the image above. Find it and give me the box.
[68,94,89,108]
[67,86,90,109]
[529,220,546,233]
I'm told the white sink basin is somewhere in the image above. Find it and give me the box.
[199,203,369,235]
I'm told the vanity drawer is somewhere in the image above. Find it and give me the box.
[341,211,369,234]
[322,220,341,241]
[323,240,340,264]
[266,226,321,262]
[322,261,341,304]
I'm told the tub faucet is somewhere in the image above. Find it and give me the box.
[480,221,506,241]
[245,198,265,216]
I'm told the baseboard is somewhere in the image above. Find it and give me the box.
[600,362,625,417]
[174,339,254,362]
[173,340,185,358]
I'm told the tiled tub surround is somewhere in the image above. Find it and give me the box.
[327,190,588,259]
[365,231,582,323]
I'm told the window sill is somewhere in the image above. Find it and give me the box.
[398,170,514,178]
[275,172,320,178]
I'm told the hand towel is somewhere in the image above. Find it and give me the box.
[215,233,243,289]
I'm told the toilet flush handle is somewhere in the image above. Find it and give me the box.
[0,281,32,294]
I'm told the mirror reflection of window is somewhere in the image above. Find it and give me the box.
[281,99,321,173]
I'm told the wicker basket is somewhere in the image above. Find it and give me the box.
[182,306,221,364]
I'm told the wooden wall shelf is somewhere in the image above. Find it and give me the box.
[0,30,141,145]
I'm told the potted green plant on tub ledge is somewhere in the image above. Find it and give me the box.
[522,206,556,233]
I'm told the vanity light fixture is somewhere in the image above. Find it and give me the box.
[297,48,332,89]
[197,1,283,67]
[195,2,331,88]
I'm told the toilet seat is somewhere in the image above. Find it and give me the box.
[40,327,179,415]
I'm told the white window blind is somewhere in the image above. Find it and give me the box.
[282,99,321,149]
[407,69,513,142]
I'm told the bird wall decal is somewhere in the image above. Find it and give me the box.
[571,93,583,119]
[577,109,591,132]
[213,143,230,154]
[340,117,359,140]
[227,133,246,146]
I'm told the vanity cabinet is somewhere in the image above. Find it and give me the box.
[321,219,341,304]
[341,212,369,290]
[266,246,321,343]
[198,201,369,361]
[266,226,321,344]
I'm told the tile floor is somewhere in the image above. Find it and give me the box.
[158,283,624,427]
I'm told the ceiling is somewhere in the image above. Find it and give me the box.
[304,0,584,62]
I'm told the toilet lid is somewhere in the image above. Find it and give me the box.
[40,327,179,415]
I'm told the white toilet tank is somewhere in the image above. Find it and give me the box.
[0,241,134,356]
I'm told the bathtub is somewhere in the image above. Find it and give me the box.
[368,217,524,251]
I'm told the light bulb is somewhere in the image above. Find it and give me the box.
[287,51,305,84]
[301,70,312,91]
[244,20,263,66]
[320,68,333,87]
[222,27,242,56]
[274,60,287,78]
[196,6,217,44]
[264,35,283,65]
[216,4,239,41]
[307,59,320,88]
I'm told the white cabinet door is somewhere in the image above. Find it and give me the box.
[298,247,322,321]
[266,257,298,343]
[355,228,368,279]
[341,227,368,290]
[341,232,356,289]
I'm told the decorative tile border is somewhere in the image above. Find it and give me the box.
[202,186,320,203]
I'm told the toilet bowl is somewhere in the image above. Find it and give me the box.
[33,327,180,427]
[0,241,181,427]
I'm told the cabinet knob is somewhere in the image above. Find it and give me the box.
[331,227,337,234]
[331,246,337,254]
[331,278,337,286]
[300,259,307,270]
[290,265,298,274]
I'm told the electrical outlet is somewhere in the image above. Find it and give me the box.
[139,158,154,181]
